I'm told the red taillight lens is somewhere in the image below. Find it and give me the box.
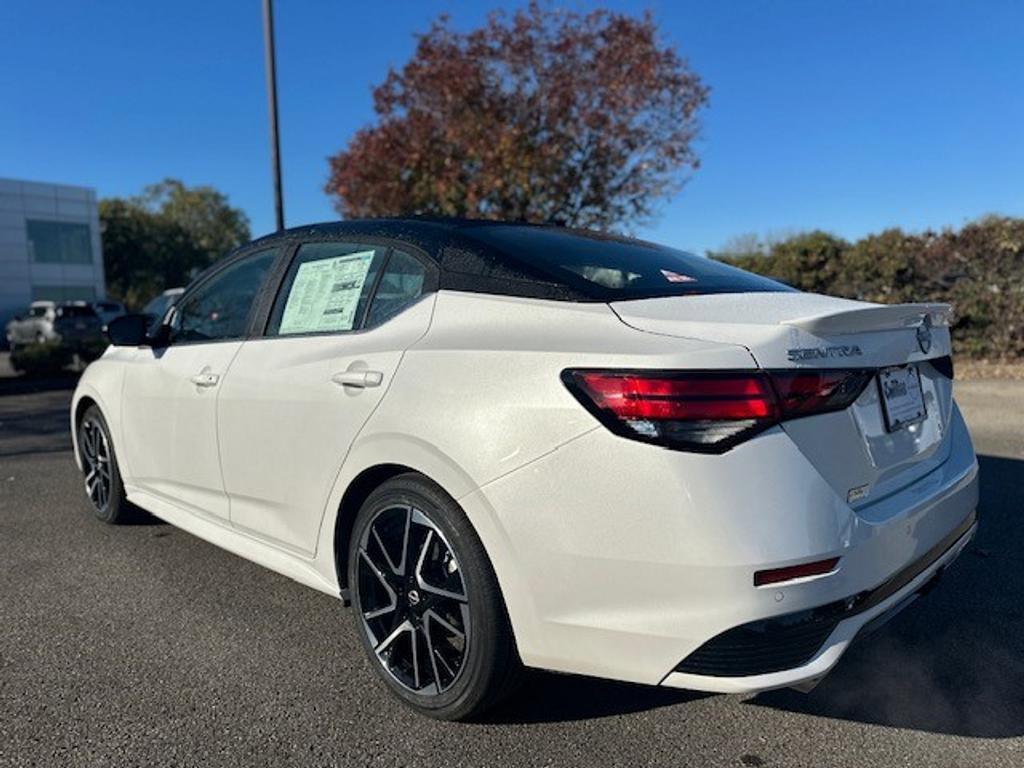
[770,370,874,418]
[562,370,779,453]
[562,368,873,453]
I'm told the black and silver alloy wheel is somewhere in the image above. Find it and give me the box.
[348,474,522,720]
[357,505,470,695]
[80,415,113,513]
[77,404,132,524]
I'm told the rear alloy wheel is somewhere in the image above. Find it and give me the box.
[349,474,521,720]
[78,405,132,524]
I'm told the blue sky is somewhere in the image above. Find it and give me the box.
[2,0,1021,254]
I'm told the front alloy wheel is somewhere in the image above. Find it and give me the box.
[80,415,113,512]
[77,405,132,524]
[349,474,521,720]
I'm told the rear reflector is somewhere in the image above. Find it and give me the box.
[562,368,872,453]
[754,557,840,587]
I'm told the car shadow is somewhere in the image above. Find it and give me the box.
[482,670,707,724]
[750,454,1024,738]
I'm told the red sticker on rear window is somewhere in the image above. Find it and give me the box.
[660,269,697,283]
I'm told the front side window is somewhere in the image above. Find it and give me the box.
[267,242,388,336]
[172,249,277,343]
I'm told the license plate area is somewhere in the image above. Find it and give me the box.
[878,364,926,432]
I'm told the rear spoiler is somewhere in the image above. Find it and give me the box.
[783,303,952,335]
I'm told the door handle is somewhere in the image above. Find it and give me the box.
[190,372,220,388]
[331,370,384,389]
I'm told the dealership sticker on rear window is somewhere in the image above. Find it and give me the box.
[660,269,697,283]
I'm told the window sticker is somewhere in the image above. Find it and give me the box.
[660,269,697,283]
[278,250,375,335]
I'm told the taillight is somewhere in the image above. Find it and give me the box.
[562,368,872,453]
[770,370,875,418]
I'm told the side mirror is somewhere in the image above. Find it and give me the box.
[104,314,152,347]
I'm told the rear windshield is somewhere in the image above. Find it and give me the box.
[461,225,793,301]
[56,305,96,318]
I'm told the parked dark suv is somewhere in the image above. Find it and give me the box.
[53,302,104,350]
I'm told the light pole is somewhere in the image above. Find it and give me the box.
[262,0,284,231]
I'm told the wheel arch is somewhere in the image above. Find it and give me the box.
[73,394,98,431]
[332,462,416,599]
[71,392,101,471]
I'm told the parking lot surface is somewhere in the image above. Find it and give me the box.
[1,374,1022,767]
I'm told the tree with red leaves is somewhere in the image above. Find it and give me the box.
[326,3,709,230]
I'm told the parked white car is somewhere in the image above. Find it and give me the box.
[5,300,57,349]
[71,220,978,720]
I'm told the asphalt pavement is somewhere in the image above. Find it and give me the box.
[0,372,1022,767]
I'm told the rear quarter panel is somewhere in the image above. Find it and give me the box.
[337,290,757,499]
[311,290,758,624]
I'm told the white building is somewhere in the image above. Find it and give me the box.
[0,177,106,331]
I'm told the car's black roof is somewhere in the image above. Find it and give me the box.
[251,218,613,301]
[246,217,789,303]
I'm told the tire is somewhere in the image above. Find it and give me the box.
[77,405,133,524]
[348,473,522,720]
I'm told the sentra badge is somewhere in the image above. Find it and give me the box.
[786,345,863,362]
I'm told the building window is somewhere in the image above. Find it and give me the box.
[31,285,97,302]
[26,220,93,264]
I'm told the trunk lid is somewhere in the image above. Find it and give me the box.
[611,292,955,512]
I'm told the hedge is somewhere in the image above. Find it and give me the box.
[712,216,1024,359]
[9,341,73,376]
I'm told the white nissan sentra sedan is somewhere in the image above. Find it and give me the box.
[71,219,978,720]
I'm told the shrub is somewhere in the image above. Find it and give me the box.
[9,341,74,376]
[712,216,1024,359]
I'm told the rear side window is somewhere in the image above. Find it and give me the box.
[461,225,793,301]
[267,242,387,336]
[365,250,428,327]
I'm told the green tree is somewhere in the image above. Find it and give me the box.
[326,2,709,230]
[100,179,250,309]
[139,179,251,258]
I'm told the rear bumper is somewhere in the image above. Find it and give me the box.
[662,511,976,693]
[466,401,979,689]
